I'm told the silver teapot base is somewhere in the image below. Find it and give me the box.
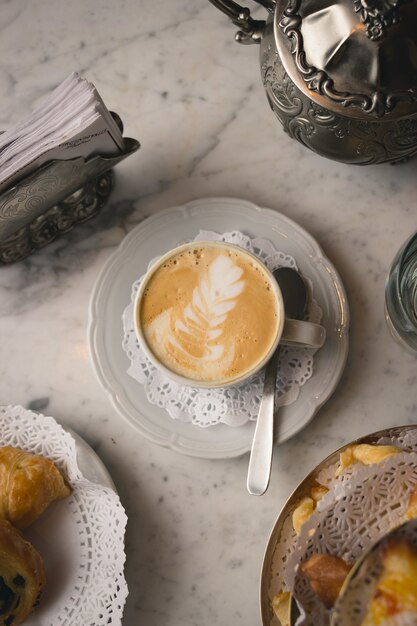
[260,33,417,166]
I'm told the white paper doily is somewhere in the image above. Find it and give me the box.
[122,230,322,427]
[0,405,128,626]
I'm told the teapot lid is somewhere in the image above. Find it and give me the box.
[275,0,417,119]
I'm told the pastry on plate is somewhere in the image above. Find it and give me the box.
[405,484,417,521]
[292,482,329,535]
[360,538,417,626]
[0,447,71,528]
[336,444,401,477]
[301,553,352,608]
[272,591,291,626]
[0,519,45,625]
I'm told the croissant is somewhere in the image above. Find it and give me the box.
[0,447,71,528]
[0,519,45,625]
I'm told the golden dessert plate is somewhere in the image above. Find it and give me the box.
[260,425,417,626]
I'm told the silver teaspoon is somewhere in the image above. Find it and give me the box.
[247,267,309,496]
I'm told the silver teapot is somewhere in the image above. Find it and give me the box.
[209,0,417,165]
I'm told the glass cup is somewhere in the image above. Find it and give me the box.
[385,231,417,351]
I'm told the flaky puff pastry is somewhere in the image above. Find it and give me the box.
[292,482,329,535]
[405,484,417,521]
[272,592,291,626]
[301,554,352,608]
[361,539,417,625]
[0,520,45,626]
[336,444,401,477]
[0,447,71,528]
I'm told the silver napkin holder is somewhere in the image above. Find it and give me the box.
[0,119,139,264]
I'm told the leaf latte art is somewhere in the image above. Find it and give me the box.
[154,255,244,367]
[139,244,280,383]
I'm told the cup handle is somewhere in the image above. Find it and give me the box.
[281,318,326,349]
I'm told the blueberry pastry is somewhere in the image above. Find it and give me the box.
[0,520,45,625]
[0,447,71,528]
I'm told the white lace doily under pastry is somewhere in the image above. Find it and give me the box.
[267,454,368,625]
[288,451,417,626]
[122,230,322,427]
[377,427,417,450]
[0,405,128,626]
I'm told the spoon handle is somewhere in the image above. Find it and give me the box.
[246,347,280,496]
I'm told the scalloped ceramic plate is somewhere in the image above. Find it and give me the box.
[88,197,349,459]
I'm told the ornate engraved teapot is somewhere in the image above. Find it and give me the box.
[209,0,417,165]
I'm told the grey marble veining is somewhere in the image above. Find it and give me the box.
[1,1,417,625]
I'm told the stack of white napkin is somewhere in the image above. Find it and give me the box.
[0,72,124,194]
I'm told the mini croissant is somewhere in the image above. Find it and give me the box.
[0,519,46,625]
[0,447,71,528]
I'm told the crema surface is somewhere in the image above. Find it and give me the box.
[139,245,280,383]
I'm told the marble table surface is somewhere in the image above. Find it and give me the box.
[1,1,417,625]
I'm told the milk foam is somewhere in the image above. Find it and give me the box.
[144,255,244,379]
[140,245,280,383]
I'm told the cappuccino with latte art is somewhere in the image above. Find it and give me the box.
[135,242,282,386]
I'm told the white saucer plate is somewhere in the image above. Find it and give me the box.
[88,197,349,459]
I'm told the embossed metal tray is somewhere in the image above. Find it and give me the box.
[0,114,139,264]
